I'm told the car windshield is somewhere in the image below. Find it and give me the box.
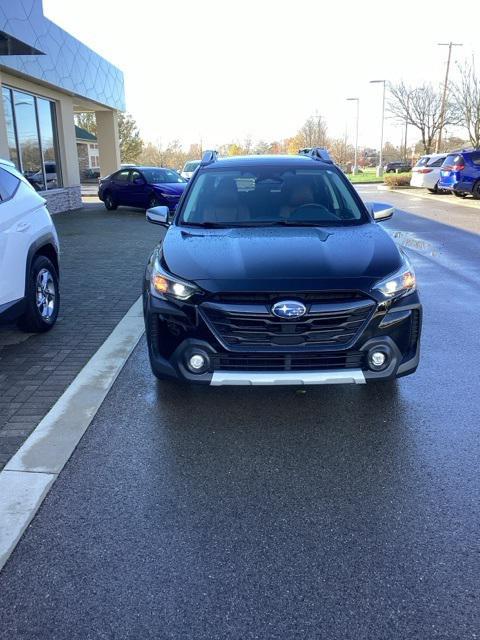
[179,167,367,227]
[142,168,186,184]
[184,161,200,172]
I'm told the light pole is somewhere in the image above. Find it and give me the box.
[346,97,359,174]
[370,80,386,177]
[403,92,410,162]
[436,41,463,152]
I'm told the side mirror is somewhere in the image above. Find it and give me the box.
[365,201,395,222]
[133,177,145,185]
[146,205,170,226]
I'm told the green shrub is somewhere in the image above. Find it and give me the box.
[383,172,412,187]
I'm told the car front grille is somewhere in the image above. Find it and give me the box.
[200,294,375,349]
[212,351,365,371]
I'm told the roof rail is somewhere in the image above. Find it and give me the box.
[200,149,218,166]
[298,147,333,163]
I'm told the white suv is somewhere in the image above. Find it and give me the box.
[410,153,447,193]
[0,158,60,332]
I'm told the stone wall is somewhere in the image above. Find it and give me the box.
[42,186,82,214]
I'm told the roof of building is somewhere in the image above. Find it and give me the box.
[75,126,97,142]
[0,0,124,110]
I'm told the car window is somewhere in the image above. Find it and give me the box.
[114,170,130,182]
[0,166,20,201]
[142,168,186,184]
[180,167,367,227]
[130,170,143,182]
[442,155,456,168]
[184,161,200,172]
[416,156,430,167]
[428,157,446,168]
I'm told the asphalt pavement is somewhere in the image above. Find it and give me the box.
[0,190,479,639]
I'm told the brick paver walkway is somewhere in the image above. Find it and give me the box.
[0,202,161,469]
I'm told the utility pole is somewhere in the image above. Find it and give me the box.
[436,42,463,153]
[346,97,359,174]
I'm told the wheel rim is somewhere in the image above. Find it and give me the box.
[36,268,56,320]
[106,195,112,207]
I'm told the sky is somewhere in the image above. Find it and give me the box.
[44,0,480,151]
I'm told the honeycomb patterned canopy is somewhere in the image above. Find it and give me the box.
[0,0,125,111]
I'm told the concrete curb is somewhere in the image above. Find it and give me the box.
[0,296,145,571]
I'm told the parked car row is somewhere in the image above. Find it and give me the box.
[410,149,480,198]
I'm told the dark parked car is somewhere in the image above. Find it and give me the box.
[98,166,187,211]
[142,149,422,386]
[384,161,412,173]
[438,149,480,198]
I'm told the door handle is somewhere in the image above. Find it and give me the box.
[16,222,31,232]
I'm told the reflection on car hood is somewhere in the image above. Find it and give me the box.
[160,224,403,293]
[151,182,186,195]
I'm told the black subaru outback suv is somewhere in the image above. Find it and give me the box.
[142,149,421,386]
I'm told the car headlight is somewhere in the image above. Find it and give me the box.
[373,255,416,299]
[159,192,178,199]
[150,258,198,300]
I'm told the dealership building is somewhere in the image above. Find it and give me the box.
[0,0,124,212]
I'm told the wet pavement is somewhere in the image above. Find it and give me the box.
[0,191,479,639]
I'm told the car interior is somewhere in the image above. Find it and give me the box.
[183,171,363,225]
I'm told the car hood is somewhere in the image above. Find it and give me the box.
[160,224,403,293]
[152,182,186,196]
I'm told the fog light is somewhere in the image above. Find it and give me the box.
[189,354,206,371]
[368,348,390,371]
[371,351,386,367]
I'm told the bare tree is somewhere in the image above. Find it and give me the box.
[388,82,455,153]
[452,58,480,148]
[298,115,328,148]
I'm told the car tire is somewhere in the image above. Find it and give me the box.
[148,195,160,209]
[104,192,117,210]
[454,191,467,198]
[472,181,480,200]
[17,256,60,333]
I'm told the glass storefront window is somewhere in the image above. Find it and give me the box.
[13,90,45,191]
[2,88,19,169]
[1,87,62,192]
[37,98,61,190]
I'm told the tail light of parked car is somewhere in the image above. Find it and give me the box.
[416,168,433,174]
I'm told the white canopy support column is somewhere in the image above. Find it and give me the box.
[96,110,121,177]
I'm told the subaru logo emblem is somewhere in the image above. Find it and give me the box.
[271,300,307,319]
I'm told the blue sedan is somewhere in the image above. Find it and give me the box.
[98,166,187,212]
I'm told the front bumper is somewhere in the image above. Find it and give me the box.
[144,290,422,386]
